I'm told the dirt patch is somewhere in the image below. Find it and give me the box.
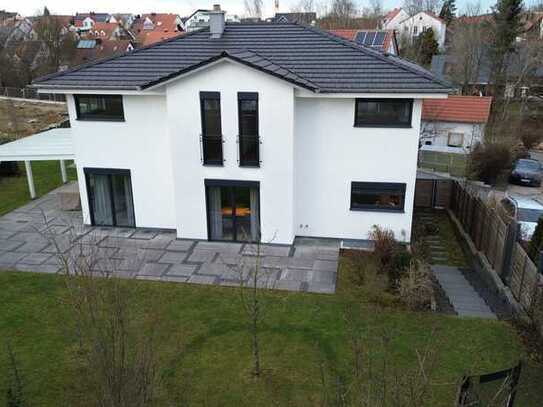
[0,98,67,138]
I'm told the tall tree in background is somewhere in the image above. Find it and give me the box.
[439,0,457,24]
[244,0,264,18]
[489,0,523,98]
[328,0,358,26]
[33,7,76,75]
[414,27,439,66]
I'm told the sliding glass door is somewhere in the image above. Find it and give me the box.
[85,168,135,227]
[206,181,260,242]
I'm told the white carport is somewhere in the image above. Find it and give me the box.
[0,128,74,199]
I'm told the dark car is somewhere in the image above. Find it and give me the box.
[509,159,543,187]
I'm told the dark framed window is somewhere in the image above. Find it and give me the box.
[354,99,412,127]
[75,95,124,121]
[350,182,406,212]
[200,91,223,165]
[84,168,135,227]
[238,92,259,167]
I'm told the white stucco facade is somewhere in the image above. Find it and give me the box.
[397,12,447,49]
[420,120,484,154]
[64,60,442,244]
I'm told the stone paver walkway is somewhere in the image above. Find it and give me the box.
[0,184,339,293]
[432,265,496,319]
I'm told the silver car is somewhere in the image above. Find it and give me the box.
[501,195,543,240]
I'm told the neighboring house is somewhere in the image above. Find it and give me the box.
[420,96,492,154]
[396,11,447,49]
[71,38,134,66]
[0,17,36,45]
[80,22,134,41]
[329,29,399,55]
[131,13,184,44]
[270,12,317,25]
[182,9,240,32]
[32,7,451,245]
[381,8,410,30]
[74,12,111,29]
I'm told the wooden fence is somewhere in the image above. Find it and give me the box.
[449,181,543,332]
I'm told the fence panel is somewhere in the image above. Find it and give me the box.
[0,86,65,102]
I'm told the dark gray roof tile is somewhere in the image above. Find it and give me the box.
[33,23,452,93]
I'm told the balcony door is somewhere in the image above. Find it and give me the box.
[205,180,260,242]
[85,168,135,227]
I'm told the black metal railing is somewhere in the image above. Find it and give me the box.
[200,134,224,165]
[238,135,260,167]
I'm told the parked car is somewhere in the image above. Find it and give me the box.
[509,158,543,187]
[500,195,543,240]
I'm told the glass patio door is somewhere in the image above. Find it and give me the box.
[86,169,135,227]
[206,182,260,242]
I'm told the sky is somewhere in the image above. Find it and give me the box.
[2,0,529,19]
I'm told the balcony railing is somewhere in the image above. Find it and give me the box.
[200,134,224,166]
[238,135,261,167]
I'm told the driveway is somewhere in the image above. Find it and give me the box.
[0,184,339,294]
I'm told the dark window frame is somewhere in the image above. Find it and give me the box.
[350,181,406,213]
[199,91,223,166]
[237,92,260,167]
[83,167,136,227]
[204,179,261,242]
[74,94,125,121]
[354,98,413,128]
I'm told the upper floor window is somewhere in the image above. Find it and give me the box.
[75,95,124,121]
[238,92,260,167]
[354,99,412,128]
[350,182,406,212]
[200,91,223,166]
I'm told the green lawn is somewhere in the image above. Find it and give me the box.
[1,269,541,406]
[0,161,77,216]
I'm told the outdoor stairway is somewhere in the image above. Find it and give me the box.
[432,265,497,319]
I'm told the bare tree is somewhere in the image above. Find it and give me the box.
[42,222,166,406]
[449,3,487,94]
[244,0,264,18]
[33,8,76,74]
[362,0,383,18]
[291,0,317,12]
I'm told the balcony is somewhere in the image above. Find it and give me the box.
[238,135,260,167]
[200,134,224,166]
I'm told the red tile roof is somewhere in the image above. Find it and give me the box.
[384,8,401,22]
[138,30,182,46]
[422,96,493,124]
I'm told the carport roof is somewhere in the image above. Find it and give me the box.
[0,128,74,162]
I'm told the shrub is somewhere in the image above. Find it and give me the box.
[521,129,543,150]
[528,217,543,262]
[369,225,414,287]
[469,142,512,185]
[398,260,434,311]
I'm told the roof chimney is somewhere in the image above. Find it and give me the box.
[209,4,225,39]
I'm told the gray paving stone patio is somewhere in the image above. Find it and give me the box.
[0,184,339,293]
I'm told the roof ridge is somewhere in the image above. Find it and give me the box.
[226,48,321,91]
[298,23,453,91]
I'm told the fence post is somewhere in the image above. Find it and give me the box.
[502,223,518,284]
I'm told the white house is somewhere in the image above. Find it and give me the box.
[182,8,240,32]
[420,96,492,154]
[381,8,410,31]
[396,11,447,49]
[32,6,451,245]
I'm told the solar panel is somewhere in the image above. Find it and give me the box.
[375,31,386,45]
[77,40,96,49]
[354,31,366,43]
[364,31,376,46]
